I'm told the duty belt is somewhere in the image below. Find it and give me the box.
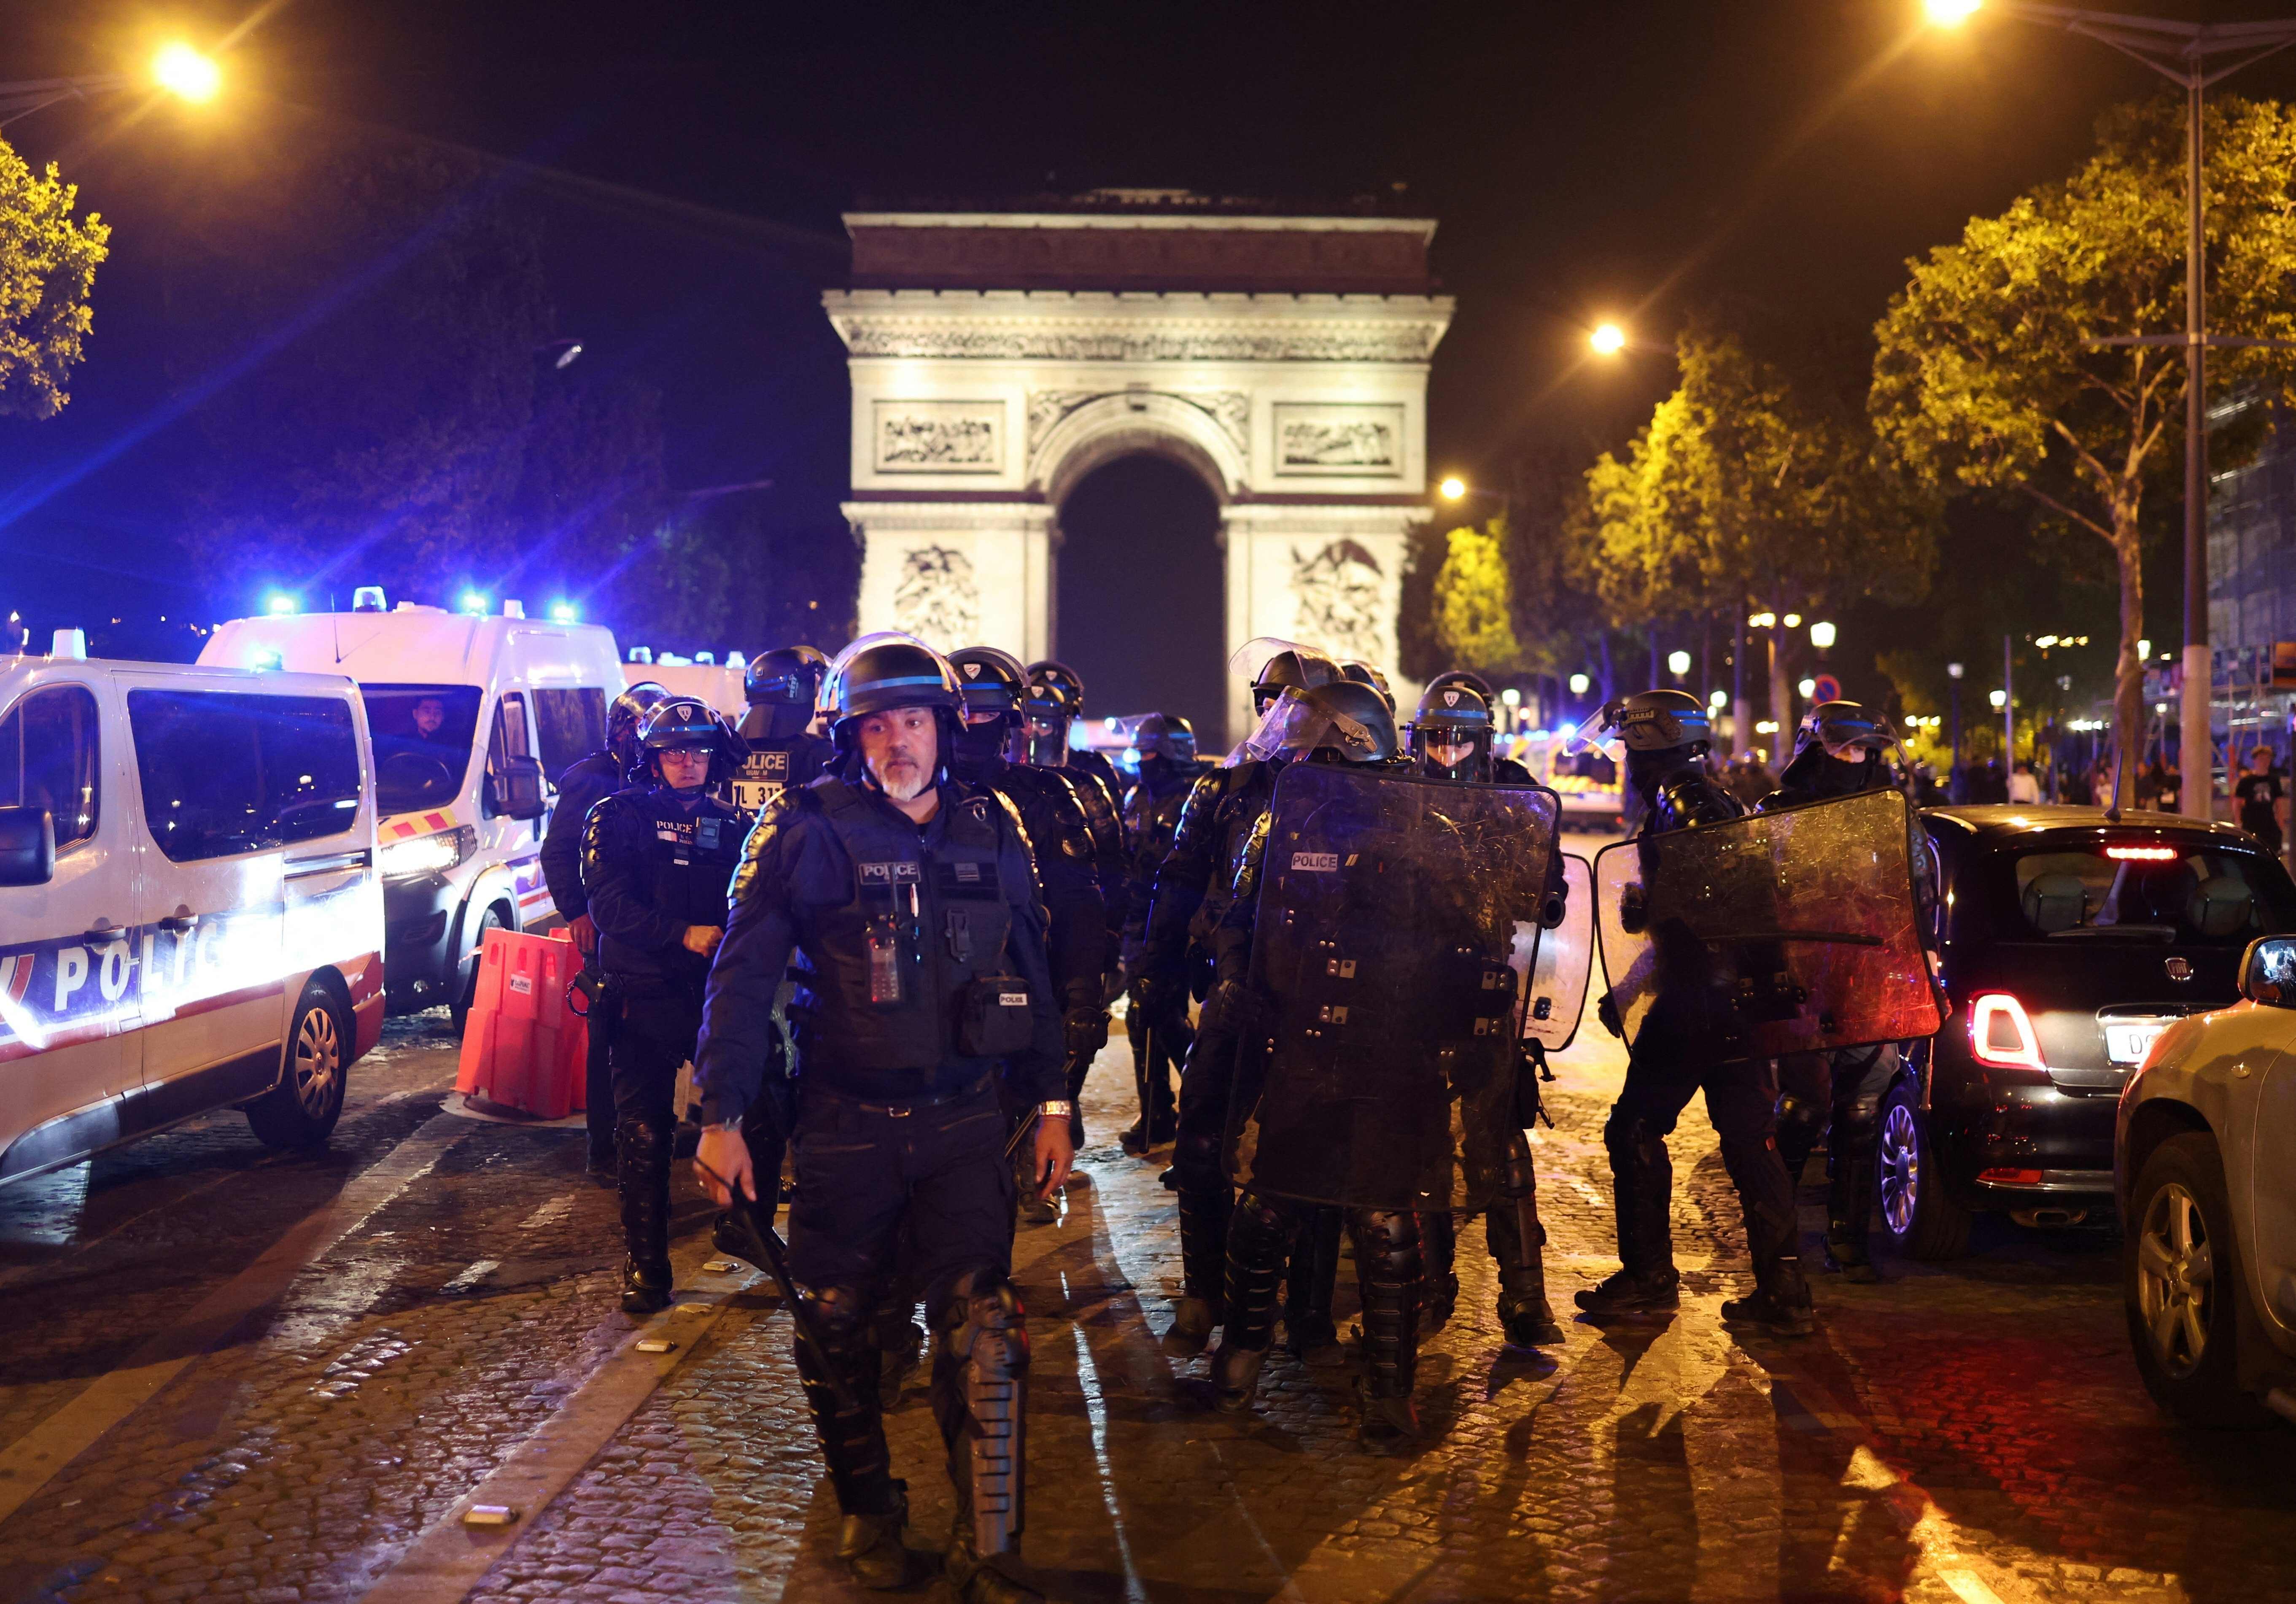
[808,1071,996,1119]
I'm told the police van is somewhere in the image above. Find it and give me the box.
[0,637,385,1185]
[202,597,624,1025]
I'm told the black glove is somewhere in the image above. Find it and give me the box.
[1597,990,1622,1039]
[1065,1009,1111,1062]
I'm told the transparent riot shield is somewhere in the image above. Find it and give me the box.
[1523,853,1594,1052]
[1593,787,1943,1060]
[1225,763,1562,1213]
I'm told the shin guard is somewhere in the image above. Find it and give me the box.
[1349,1209,1422,1400]
[933,1269,1029,1559]
[1221,1191,1292,1353]
[795,1286,897,1516]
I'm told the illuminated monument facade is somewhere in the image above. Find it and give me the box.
[825,191,1453,740]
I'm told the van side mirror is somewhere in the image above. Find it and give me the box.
[0,806,55,886]
[487,754,547,822]
[2239,935,2296,1008]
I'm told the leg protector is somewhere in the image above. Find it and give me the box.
[1348,1210,1422,1401]
[1602,1111,1676,1280]
[1716,1126,1800,1272]
[1773,1093,1827,1189]
[1176,1181,1234,1306]
[1489,1131,1560,1343]
[932,1269,1029,1560]
[1283,1206,1342,1356]
[1219,1191,1292,1355]
[797,1285,900,1516]
[615,1113,672,1279]
[1416,1210,1458,1333]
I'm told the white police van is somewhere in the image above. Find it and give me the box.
[202,595,624,1025]
[0,636,385,1185]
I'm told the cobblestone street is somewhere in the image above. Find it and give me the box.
[4,890,2296,1603]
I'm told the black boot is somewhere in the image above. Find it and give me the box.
[1721,1256,1817,1337]
[835,1483,914,1590]
[1283,1207,1343,1364]
[1350,1210,1423,1453]
[1576,1116,1679,1317]
[616,1116,672,1315]
[1165,1181,1233,1355]
[798,1284,907,1579]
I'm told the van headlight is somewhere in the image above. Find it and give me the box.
[380,825,474,880]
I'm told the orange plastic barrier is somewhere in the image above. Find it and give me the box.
[454,927,589,1119]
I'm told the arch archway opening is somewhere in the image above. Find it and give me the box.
[1053,453,1226,746]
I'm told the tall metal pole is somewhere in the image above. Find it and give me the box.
[1732,606,1747,759]
[2004,634,2017,775]
[2180,71,2214,820]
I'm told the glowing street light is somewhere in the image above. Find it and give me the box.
[1590,323,1627,356]
[1438,476,1467,501]
[1990,689,2008,709]
[1924,0,1983,25]
[1809,620,1837,650]
[1568,672,1591,695]
[1666,650,1692,677]
[151,42,221,102]
[1799,677,1819,699]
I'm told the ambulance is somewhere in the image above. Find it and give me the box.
[0,636,384,1184]
[201,595,624,1025]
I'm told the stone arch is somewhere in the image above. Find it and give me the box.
[1031,391,1244,507]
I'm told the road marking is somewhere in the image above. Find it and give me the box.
[516,1195,574,1231]
[0,1112,470,1524]
[440,1259,499,1293]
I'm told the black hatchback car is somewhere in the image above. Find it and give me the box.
[1878,804,2296,1259]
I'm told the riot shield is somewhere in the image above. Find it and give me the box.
[1593,787,1943,1060]
[1225,763,1561,1213]
[1522,853,1594,1052]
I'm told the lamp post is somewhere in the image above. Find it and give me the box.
[1948,661,1966,798]
[1925,1,2296,819]
[0,43,222,117]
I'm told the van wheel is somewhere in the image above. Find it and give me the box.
[2126,1132,2270,1428]
[247,983,349,1150]
[449,903,510,1035]
[1877,1079,1971,1261]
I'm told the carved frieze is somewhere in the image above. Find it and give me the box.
[891,544,982,647]
[872,399,1003,474]
[1273,402,1404,477]
[1291,538,1389,666]
[1026,389,1250,456]
[844,321,1443,364]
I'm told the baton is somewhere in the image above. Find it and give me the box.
[691,1154,860,1412]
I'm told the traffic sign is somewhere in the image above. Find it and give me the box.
[1811,674,1842,703]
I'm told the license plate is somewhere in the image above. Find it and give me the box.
[2104,1023,2168,1066]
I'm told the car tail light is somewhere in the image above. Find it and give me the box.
[2105,844,2179,861]
[1978,1167,2045,1186]
[1969,992,2046,1072]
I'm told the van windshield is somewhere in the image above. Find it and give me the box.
[362,685,480,814]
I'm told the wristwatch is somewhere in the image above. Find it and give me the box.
[1034,1100,1075,1119]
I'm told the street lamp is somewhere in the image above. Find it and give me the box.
[0,41,222,118]
[1590,323,1628,356]
[151,42,220,102]
[1928,2,2296,819]
[1667,650,1692,678]
[1438,476,1466,501]
[1568,672,1591,696]
[1810,620,1837,650]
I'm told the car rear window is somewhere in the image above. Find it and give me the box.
[128,689,362,862]
[2008,844,2296,946]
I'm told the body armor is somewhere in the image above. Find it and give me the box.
[582,784,746,990]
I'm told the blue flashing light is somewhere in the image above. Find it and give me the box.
[547,600,579,623]
[252,647,284,671]
[459,590,489,616]
[265,592,297,616]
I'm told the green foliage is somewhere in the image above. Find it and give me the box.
[1433,521,1522,671]
[0,135,110,420]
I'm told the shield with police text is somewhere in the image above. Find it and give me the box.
[1519,852,1594,1052]
[1224,763,1562,1213]
[1593,787,1943,1059]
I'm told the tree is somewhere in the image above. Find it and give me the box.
[1870,96,2296,786]
[0,135,110,420]
[1433,520,1522,672]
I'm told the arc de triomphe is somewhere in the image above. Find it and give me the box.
[826,194,1453,743]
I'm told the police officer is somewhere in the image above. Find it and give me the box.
[1139,645,1342,1354]
[690,633,1069,1603]
[732,646,836,816]
[1401,679,1564,1347]
[540,681,669,1179]
[949,646,1111,1188]
[1341,660,1396,715]
[1022,659,1124,805]
[1577,690,1813,1336]
[1118,713,1199,1154]
[1021,662,1130,1053]
[582,698,746,1313]
[1760,701,1906,1283]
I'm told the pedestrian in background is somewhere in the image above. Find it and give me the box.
[2236,747,2285,858]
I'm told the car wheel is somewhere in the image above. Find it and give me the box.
[2125,1132,2270,1428]
[1877,1078,1971,1262]
[247,982,349,1150]
[448,902,510,1035]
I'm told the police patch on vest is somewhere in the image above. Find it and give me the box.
[1292,852,1340,872]
[857,861,921,887]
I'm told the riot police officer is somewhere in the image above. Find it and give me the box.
[1577,690,1814,1336]
[1118,713,1200,1154]
[949,646,1111,1181]
[1139,644,1342,1354]
[1341,660,1397,715]
[582,698,746,1313]
[690,633,1069,1603]
[732,646,836,815]
[1761,701,1905,1283]
[1402,680,1564,1347]
[540,681,669,1178]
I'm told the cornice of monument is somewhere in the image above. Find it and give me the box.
[823,288,1454,363]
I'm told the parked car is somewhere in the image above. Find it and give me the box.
[203,596,623,1025]
[2117,933,2296,1425]
[0,637,385,1186]
[1878,804,2296,1259]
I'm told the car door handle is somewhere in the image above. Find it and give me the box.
[159,908,199,933]
[85,922,127,943]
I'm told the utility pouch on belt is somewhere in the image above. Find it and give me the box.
[958,975,1035,1057]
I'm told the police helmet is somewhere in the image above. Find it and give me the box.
[608,682,671,767]
[1250,646,1341,713]
[1026,660,1086,718]
[1341,661,1396,714]
[821,631,965,758]
[1426,668,1496,703]
[1796,700,1896,758]
[744,645,829,707]
[1132,712,1197,765]
[1599,689,1711,755]
[949,646,1030,722]
[634,696,741,785]
[1304,680,1399,763]
[1409,681,1496,776]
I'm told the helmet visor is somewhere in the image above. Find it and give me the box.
[1227,687,1383,767]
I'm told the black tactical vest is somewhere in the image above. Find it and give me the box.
[795,778,1020,1083]
[599,788,745,989]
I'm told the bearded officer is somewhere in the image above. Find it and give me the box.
[732,645,835,816]
[1576,690,1813,1337]
[1138,645,1342,1354]
[949,646,1110,1188]
[581,697,745,1313]
[1402,680,1564,1346]
[540,680,668,1180]
[1760,701,1908,1283]
[1117,712,1200,1154]
[690,633,1068,1602]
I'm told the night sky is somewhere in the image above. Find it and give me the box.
[7,0,2294,714]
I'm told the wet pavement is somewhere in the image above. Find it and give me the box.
[3,896,2296,1601]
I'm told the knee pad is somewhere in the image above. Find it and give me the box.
[1776,1093,1825,1140]
[1172,1129,1226,1191]
[1604,1113,1668,1171]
